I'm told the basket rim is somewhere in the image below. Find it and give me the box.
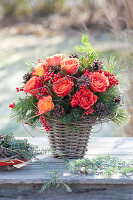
[48,115,110,126]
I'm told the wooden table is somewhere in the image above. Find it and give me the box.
[0,137,133,200]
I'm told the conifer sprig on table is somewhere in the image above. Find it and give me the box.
[65,155,133,177]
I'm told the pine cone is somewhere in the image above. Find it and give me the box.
[114,96,121,103]
[95,102,108,116]
[0,148,10,158]
[0,134,5,145]
[77,75,91,88]
[69,53,79,59]
[23,72,32,84]
[49,65,61,74]
[0,134,5,139]
[52,104,65,119]
[90,59,103,71]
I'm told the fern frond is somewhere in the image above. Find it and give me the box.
[75,34,98,59]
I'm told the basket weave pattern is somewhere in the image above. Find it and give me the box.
[48,118,97,158]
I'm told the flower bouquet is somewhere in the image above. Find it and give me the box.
[10,34,130,158]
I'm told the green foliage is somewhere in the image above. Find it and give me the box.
[96,86,121,116]
[0,133,35,159]
[121,167,133,176]
[39,154,71,193]
[103,56,119,74]
[25,60,37,73]
[104,166,118,176]
[112,108,130,127]
[11,96,40,127]
[60,108,83,124]
[65,155,133,177]
[75,34,98,70]
[75,34,97,57]
[102,56,128,87]
[40,175,72,193]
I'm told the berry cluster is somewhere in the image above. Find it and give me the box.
[51,73,63,83]
[40,87,49,96]
[16,87,24,92]
[36,77,44,87]
[104,71,119,88]
[44,72,54,82]
[9,103,15,108]
[36,94,41,99]
[82,109,94,118]
[39,116,50,131]
[83,69,91,77]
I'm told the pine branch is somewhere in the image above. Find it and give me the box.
[102,56,129,89]
[112,108,130,126]
[0,133,36,160]
[11,96,40,126]
[25,59,37,72]
[96,86,121,116]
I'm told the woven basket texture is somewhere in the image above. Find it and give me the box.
[48,117,97,159]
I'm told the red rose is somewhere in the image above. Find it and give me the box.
[61,58,80,75]
[71,87,98,110]
[90,72,109,92]
[53,77,74,97]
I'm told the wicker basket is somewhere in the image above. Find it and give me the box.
[48,117,97,159]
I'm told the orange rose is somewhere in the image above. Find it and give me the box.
[37,96,54,114]
[32,62,46,76]
[61,58,80,75]
[53,77,74,97]
[90,72,109,92]
[24,76,39,95]
[46,54,65,66]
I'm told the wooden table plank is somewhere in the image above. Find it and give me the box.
[0,137,133,200]
[0,137,133,184]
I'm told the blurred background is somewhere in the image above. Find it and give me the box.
[0,0,133,137]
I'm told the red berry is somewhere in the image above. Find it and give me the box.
[16,88,19,92]
[104,71,110,77]
[36,94,40,99]
[9,103,15,108]
[98,70,103,74]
